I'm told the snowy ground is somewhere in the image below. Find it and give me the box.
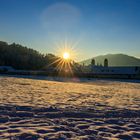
[0,76,140,140]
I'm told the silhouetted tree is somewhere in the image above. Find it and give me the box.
[0,40,79,72]
[91,59,95,65]
[0,41,59,70]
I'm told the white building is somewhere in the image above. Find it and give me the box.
[91,66,140,75]
[90,58,140,75]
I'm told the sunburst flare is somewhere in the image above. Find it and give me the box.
[48,39,79,76]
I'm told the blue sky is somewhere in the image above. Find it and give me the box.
[0,0,140,61]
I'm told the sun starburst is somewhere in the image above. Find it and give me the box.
[47,39,79,76]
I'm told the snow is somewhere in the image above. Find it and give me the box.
[0,76,140,139]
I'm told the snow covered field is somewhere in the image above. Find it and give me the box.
[0,76,140,140]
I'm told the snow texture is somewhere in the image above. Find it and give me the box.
[0,76,140,140]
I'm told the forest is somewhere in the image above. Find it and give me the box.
[0,41,60,70]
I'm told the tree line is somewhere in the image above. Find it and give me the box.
[0,41,59,70]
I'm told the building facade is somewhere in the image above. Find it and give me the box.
[90,59,140,75]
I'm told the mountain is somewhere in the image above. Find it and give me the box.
[80,54,140,66]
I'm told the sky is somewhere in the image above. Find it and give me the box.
[0,0,140,61]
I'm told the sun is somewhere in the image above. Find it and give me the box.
[63,52,70,60]
[48,39,79,75]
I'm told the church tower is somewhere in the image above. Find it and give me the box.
[104,58,108,67]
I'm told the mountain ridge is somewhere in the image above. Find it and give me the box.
[80,54,140,66]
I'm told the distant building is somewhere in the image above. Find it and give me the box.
[91,66,140,75]
[91,59,140,75]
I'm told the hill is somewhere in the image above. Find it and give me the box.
[0,41,58,70]
[80,54,140,66]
